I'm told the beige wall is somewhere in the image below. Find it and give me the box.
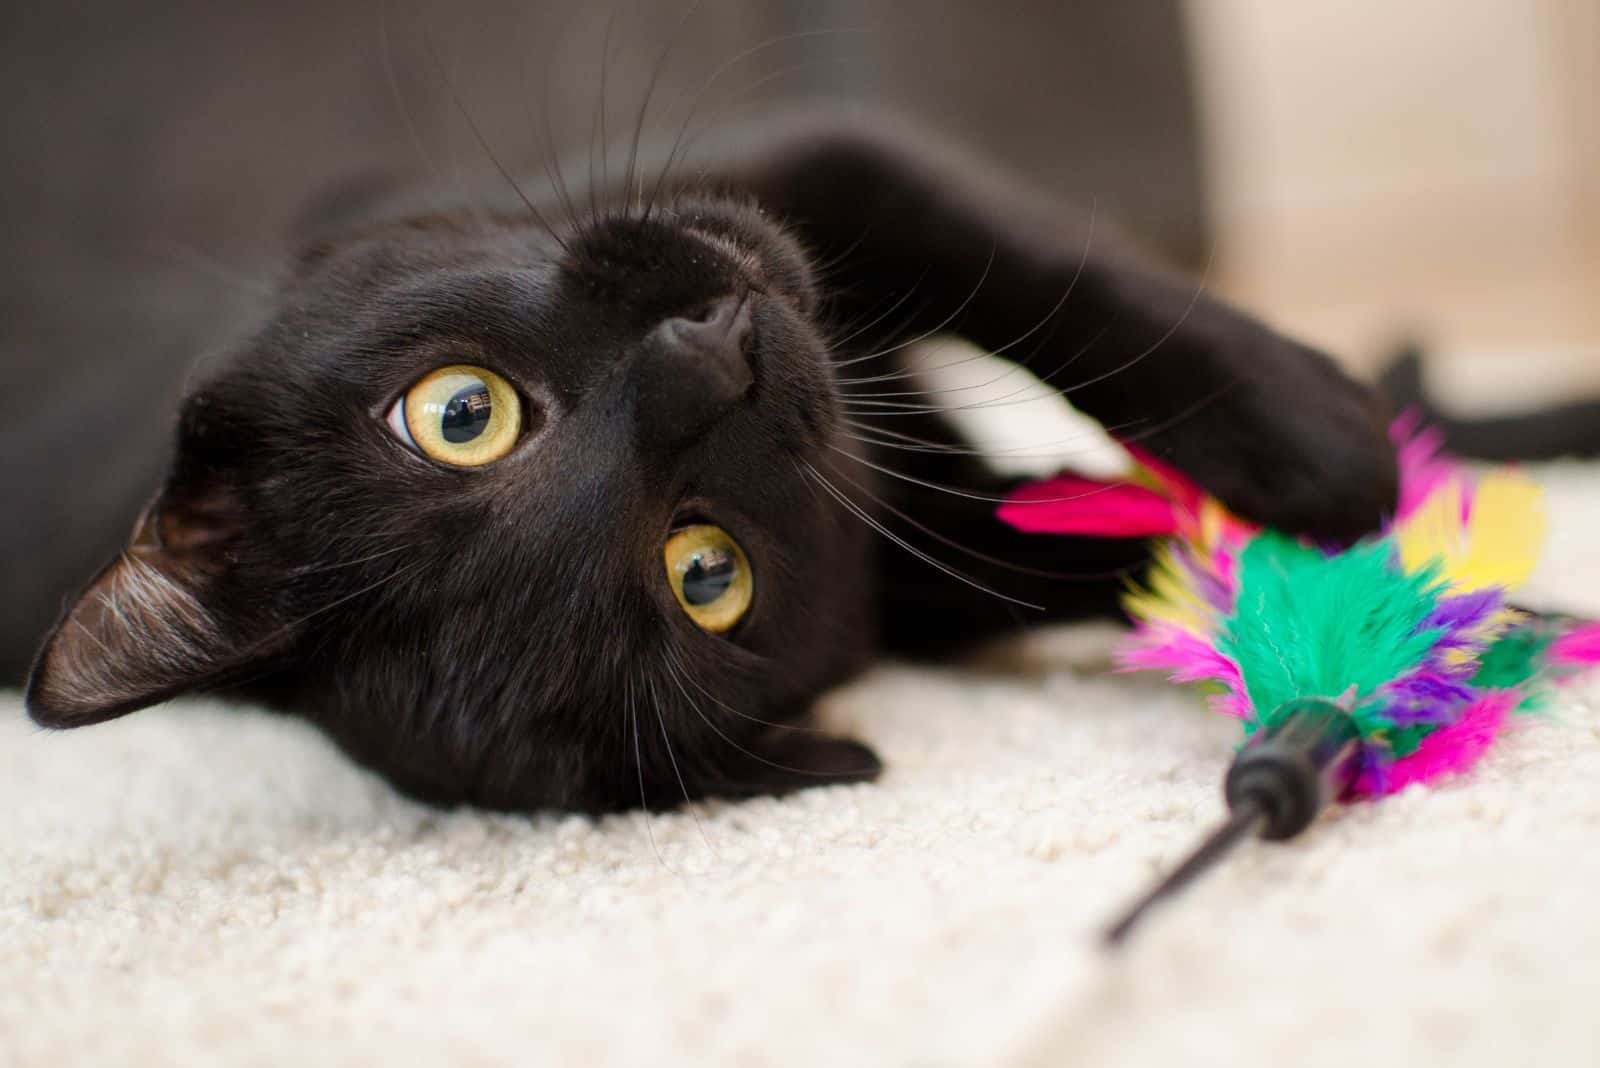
[1184,0,1600,407]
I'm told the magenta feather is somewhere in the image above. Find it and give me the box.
[1552,622,1600,668]
[1356,692,1516,796]
[995,477,1179,537]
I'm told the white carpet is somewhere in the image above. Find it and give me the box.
[5,462,1600,1068]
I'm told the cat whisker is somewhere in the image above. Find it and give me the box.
[841,360,1238,462]
[627,670,674,873]
[1047,242,1218,402]
[270,557,431,643]
[594,5,628,225]
[825,292,942,374]
[831,237,1213,421]
[835,312,1114,412]
[796,458,1042,608]
[647,670,715,857]
[643,26,882,220]
[622,0,704,218]
[148,238,275,300]
[837,415,1146,458]
[824,443,1125,505]
[651,53,861,186]
[190,556,433,699]
[378,3,488,231]
[662,655,849,779]
[823,267,932,353]
[833,202,1097,392]
[830,245,997,369]
[834,326,1072,399]
[838,386,1055,410]
[816,455,1144,583]
[291,542,417,578]
[415,11,570,252]
[833,322,1115,418]
[513,2,585,234]
[664,644,823,734]
[1103,375,1246,451]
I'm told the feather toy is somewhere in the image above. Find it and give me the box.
[998,415,1600,942]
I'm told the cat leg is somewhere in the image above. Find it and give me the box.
[722,111,1397,544]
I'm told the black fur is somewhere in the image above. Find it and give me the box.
[24,112,1398,812]
[1382,348,1600,461]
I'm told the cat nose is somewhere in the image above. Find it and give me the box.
[633,296,756,453]
[659,296,754,367]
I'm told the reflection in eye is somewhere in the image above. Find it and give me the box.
[385,365,521,466]
[437,383,493,443]
[664,524,754,633]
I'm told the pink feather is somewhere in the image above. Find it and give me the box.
[996,476,1180,538]
[1551,622,1600,668]
[1115,625,1254,720]
[1357,691,1516,796]
[1390,410,1471,522]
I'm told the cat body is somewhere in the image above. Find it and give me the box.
[23,111,1397,812]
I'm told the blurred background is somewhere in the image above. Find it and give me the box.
[1,0,1595,677]
[1193,0,1600,406]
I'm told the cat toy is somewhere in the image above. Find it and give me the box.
[997,416,1600,945]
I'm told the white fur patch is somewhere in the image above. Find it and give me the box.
[901,336,1130,479]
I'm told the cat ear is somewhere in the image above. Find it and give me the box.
[291,169,404,265]
[25,473,287,728]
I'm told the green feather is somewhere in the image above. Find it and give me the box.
[1473,622,1557,712]
[1472,623,1553,691]
[1221,533,1445,737]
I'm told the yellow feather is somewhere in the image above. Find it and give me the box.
[1125,544,1216,633]
[1396,471,1545,592]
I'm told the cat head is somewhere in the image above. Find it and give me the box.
[26,193,882,810]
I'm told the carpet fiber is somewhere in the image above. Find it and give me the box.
[5,463,1600,1067]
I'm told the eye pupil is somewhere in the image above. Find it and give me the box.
[438,383,493,443]
[681,548,737,606]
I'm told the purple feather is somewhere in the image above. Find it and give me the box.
[1422,588,1504,635]
[1379,670,1479,726]
[1417,588,1510,672]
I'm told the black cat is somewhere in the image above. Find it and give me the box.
[23,111,1397,812]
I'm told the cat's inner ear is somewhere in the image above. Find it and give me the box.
[26,474,284,728]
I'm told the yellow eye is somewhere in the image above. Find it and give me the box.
[664,524,754,633]
[387,364,521,466]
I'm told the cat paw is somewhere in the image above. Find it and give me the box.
[1150,338,1398,545]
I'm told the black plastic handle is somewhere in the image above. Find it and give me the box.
[1103,698,1363,946]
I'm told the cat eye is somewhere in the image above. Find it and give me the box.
[663,524,754,633]
[386,364,522,467]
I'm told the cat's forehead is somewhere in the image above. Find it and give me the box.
[294,193,781,283]
[289,213,556,302]
[247,196,817,406]
[278,203,782,344]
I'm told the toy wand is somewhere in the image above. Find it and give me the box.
[1104,698,1359,945]
[996,417,1600,949]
